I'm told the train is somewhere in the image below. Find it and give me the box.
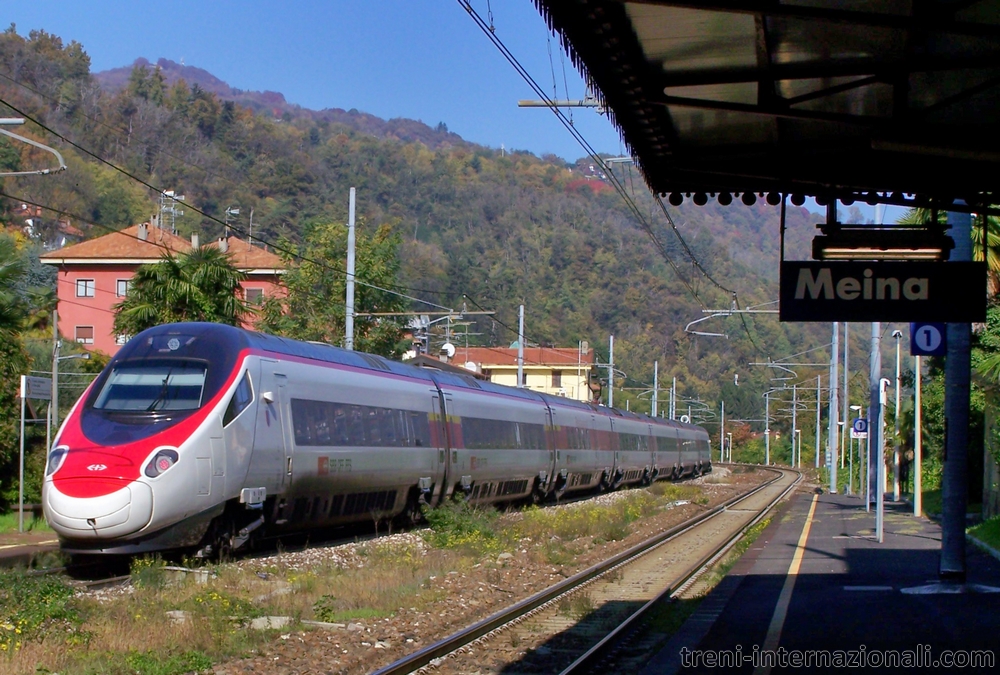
[43,322,712,556]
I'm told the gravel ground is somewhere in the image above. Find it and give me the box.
[190,468,763,675]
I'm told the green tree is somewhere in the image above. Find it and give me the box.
[0,234,31,508]
[113,246,249,336]
[898,208,1000,295]
[260,220,408,357]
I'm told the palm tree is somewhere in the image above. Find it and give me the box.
[897,208,1000,295]
[114,245,250,337]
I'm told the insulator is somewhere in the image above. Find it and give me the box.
[668,192,683,206]
[717,192,732,206]
[741,192,756,206]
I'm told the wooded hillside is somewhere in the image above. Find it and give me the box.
[0,24,831,423]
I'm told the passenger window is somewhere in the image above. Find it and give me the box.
[223,371,253,426]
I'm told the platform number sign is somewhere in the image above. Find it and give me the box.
[851,418,868,439]
[910,323,946,356]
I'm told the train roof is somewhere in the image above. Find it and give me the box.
[134,324,708,434]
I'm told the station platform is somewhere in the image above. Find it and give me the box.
[643,489,1000,674]
[0,526,59,568]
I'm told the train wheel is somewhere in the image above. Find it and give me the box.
[396,489,425,528]
[598,471,613,493]
[530,479,547,505]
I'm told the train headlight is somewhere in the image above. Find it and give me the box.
[144,448,179,478]
[45,446,69,476]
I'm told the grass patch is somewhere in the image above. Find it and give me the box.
[922,489,942,517]
[0,511,52,534]
[968,515,1000,552]
[0,481,718,675]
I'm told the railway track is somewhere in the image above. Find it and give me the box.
[373,466,801,675]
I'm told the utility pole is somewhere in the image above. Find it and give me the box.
[52,309,59,431]
[345,187,356,351]
[671,376,677,420]
[720,400,725,463]
[792,385,797,468]
[892,330,903,502]
[815,375,821,470]
[765,392,770,465]
[914,354,923,517]
[608,335,614,407]
[842,322,850,469]
[517,305,525,388]
[652,361,659,418]
[869,322,882,509]
[828,322,840,492]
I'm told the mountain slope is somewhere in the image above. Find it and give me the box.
[0,29,830,422]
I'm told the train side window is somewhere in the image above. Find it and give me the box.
[348,406,366,445]
[223,371,254,427]
[366,407,382,445]
[410,411,430,447]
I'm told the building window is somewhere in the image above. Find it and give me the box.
[76,279,95,297]
[116,279,131,297]
[520,372,527,386]
[75,326,94,344]
[245,288,264,305]
[552,370,562,388]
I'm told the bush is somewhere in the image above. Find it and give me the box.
[422,500,504,555]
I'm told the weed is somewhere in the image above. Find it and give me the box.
[0,570,82,652]
[130,555,166,589]
[113,649,212,675]
[422,501,505,555]
[313,595,391,623]
[557,593,595,620]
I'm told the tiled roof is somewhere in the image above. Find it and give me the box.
[212,236,284,270]
[40,223,190,260]
[455,347,594,368]
[40,224,285,270]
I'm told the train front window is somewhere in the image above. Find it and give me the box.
[93,361,207,412]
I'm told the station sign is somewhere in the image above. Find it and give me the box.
[910,323,947,356]
[851,418,868,439]
[779,261,986,322]
[19,375,51,400]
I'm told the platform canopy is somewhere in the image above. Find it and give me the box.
[534,0,1000,211]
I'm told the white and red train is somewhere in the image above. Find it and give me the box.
[43,323,711,555]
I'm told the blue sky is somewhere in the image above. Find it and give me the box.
[4,1,624,164]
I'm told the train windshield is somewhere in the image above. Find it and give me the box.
[92,361,207,412]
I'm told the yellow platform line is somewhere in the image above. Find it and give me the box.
[0,539,57,550]
[754,493,819,675]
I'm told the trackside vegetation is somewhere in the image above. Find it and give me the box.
[0,481,720,675]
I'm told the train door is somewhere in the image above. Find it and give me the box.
[275,374,292,488]
[431,390,453,505]
[547,407,560,495]
[249,362,291,497]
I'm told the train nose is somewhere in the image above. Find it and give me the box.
[44,479,153,538]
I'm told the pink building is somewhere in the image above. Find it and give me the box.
[40,221,285,356]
